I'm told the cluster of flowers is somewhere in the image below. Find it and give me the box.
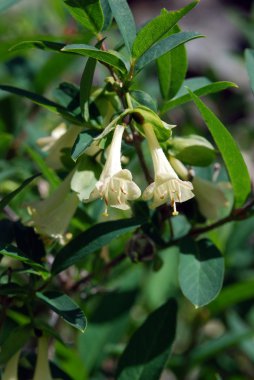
[28,122,228,241]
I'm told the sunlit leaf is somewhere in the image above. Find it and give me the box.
[108,0,136,54]
[135,31,203,72]
[64,0,104,33]
[188,89,251,208]
[160,77,237,113]
[132,1,198,59]
[62,44,128,73]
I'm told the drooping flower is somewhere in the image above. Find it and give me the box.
[27,172,79,241]
[2,351,20,380]
[32,337,53,380]
[87,124,141,215]
[142,124,194,214]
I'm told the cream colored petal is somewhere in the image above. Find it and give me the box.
[33,337,53,380]
[2,351,20,380]
[143,182,155,200]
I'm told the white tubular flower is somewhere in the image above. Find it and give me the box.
[193,176,229,220]
[142,124,194,214]
[28,172,79,241]
[2,351,20,380]
[33,337,53,380]
[88,124,141,215]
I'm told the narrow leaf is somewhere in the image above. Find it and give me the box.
[80,40,102,120]
[160,77,237,113]
[188,89,251,208]
[26,147,60,189]
[179,238,224,307]
[245,48,254,94]
[64,0,104,33]
[132,1,198,58]
[36,291,87,332]
[62,44,128,73]
[108,0,136,54]
[52,218,142,274]
[0,84,83,124]
[0,173,40,211]
[71,129,98,161]
[135,31,203,72]
[116,299,177,380]
[101,0,113,31]
[10,40,66,53]
[0,246,49,278]
[157,25,187,100]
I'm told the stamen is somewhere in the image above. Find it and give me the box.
[172,201,179,216]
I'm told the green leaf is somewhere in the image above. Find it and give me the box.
[179,238,224,307]
[101,0,113,31]
[130,90,157,112]
[116,298,177,380]
[188,89,251,208]
[80,40,103,120]
[52,218,142,274]
[0,325,31,365]
[61,44,128,73]
[168,134,216,166]
[0,84,83,124]
[245,48,254,94]
[157,25,187,100]
[107,0,136,54]
[0,0,21,12]
[64,0,104,33]
[135,31,203,72]
[26,147,60,189]
[71,129,98,161]
[0,246,49,278]
[36,291,87,332]
[160,77,237,113]
[132,1,198,59]
[0,173,40,212]
[10,40,66,53]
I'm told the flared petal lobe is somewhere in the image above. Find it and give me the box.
[142,123,194,214]
[87,125,141,214]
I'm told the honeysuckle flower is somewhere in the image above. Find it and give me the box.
[142,124,194,214]
[33,337,53,380]
[88,124,141,215]
[2,351,20,380]
[169,156,229,220]
[27,172,79,241]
